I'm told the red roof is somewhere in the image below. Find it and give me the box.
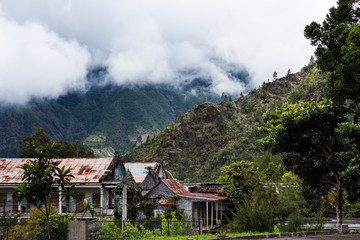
[159,199,175,206]
[144,179,227,201]
[0,158,114,183]
[178,193,227,201]
[161,179,189,194]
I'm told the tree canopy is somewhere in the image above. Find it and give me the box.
[217,161,263,205]
[259,99,360,229]
[19,128,95,158]
[304,0,360,104]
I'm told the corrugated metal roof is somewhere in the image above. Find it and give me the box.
[124,162,158,183]
[0,158,114,183]
[178,193,227,201]
[159,199,175,206]
[144,179,227,201]
[161,179,189,194]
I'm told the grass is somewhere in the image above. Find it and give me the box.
[145,232,273,240]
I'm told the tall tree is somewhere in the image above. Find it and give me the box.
[14,155,75,239]
[260,99,360,230]
[304,0,360,104]
[19,128,95,158]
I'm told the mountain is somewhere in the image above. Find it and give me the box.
[121,64,329,182]
[0,67,251,157]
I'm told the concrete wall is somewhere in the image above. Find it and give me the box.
[177,197,193,218]
[68,221,87,240]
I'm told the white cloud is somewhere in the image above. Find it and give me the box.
[0,0,337,101]
[0,7,90,105]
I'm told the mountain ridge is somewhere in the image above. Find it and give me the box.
[1,67,254,157]
[121,64,328,182]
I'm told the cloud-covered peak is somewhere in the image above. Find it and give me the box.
[0,0,337,104]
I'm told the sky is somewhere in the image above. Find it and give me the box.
[0,0,338,105]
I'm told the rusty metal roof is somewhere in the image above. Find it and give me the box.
[161,179,189,194]
[178,193,227,201]
[159,199,175,206]
[144,179,227,201]
[0,158,114,183]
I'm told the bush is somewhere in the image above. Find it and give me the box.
[230,185,306,233]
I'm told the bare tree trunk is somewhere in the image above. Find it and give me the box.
[335,204,343,231]
[44,201,51,239]
[335,175,343,232]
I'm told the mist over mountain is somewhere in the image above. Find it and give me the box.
[0,66,252,157]
[0,1,336,105]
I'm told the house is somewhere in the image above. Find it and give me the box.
[0,157,163,218]
[143,179,227,230]
[0,157,227,228]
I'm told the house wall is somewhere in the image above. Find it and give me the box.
[146,182,174,201]
[177,198,193,218]
[157,166,167,179]
[139,173,156,191]
[0,189,16,212]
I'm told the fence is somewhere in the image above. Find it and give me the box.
[87,220,200,240]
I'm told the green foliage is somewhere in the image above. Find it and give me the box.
[304,0,360,104]
[273,72,277,80]
[81,199,99,217]
[1,81,222,157]
[262,162,286,182]
[260,99,360,229]
[122,66,328,182]
[163,195,183,220]
[231,185,306,233]
[14,149,77,239]
[217,161,262,204]
[101,221,122,240]
[7,222,43,240]
[49,214,75,240]
[140,201,155,219]
[127,188,139,221]
[19,128,95,158]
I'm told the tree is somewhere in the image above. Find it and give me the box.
[230,183,306,233]
[19,128,95,158]
[259,99,360,230]
[14,155,75,239]
[304,0,360,104]
[273,72,278,80]
[217,161,263,205]
[262,162,286,183]
[19,129,53,158]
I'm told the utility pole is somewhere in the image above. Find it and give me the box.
[3,199,6,240]
[121,169,127,232]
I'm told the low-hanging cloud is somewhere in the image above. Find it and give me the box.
[0,0,337,103]
[0,7,90,105]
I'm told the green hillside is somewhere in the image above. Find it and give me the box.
[0,82,221,157]
[122,64,329,182]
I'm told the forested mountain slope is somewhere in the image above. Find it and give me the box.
[122,65,328,182]
[0,68,225,157]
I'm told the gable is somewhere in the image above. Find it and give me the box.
[145,182,175,200]
[123,162,158,183]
